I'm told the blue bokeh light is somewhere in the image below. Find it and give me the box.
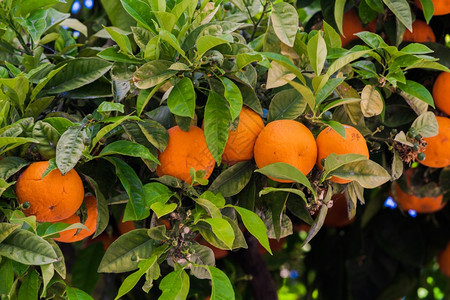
[84,0,94,9]
[384,196,397,209]
[61,25,69,30]
[262,108,268,119]
[71,0,82,14]
[73,31,80,38]
[408,209,417,217]
[290,270,299,279]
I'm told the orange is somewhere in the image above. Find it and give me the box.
[53,195,98,243]
[316,125,369,184]
[156,125,215,184]
[403,20,436,42]
[394,169,445,213]
[253,120,317,183]
[16,161,84,222]
[438,242,450,277]
[432,72,450,116]
[364,19,377,33]
[222,106,264,165]
[117,214,135,235]
[420,116,450,168]
[323,193,355,228]
[341,10,364,47]
[415,0,450,15]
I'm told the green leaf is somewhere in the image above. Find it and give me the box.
[40,263,54,298]
[397,80,434,107]
[234,206,271,255]
[196,36,229,57]
[167,77,196,118]
[0,137,39,155]
[91,115,135,150]
[195,198,222,219]
[0,258,13,296]
[98,229,153,273]
[307,32,327,76]
[322,153,368,179]
[334,0,346,35]
[103,26,132,55]
[131,27,154,50]
[120,0,156,33]
[288,80,315,111]
[209,161,253,197]
[83,176,109,238]
[97,47,143,64]
[262,52,306,84]
[133,60,177,89]
[326,50,372,77]
[0,76,29,113]
[411,111,438,138]
[256,162,315,195]
[323,21,342,48]
[151,202,177,219]
[55,126,87,175]
[315,77,346,105]
[220,77,243,121]
[0,157,28,180]
[47,239,66,279]
[301,203,327,247]
[329,159,391,188]
[0,229,57,265]
[71,243,103,293]
[18,8,69,43]
[66,287,94,300]
[159,30,187,61]
[43,58,113,94]
[30,65,65,100]
[271,2,298,47]
[0,179,14,197]
[204,91,231,164]
[268,89,307,122]
[104,157,148,221]
[207,266,235,300]
[199,218,235,250]
[115,256,158,300]
[400,43,433,54]
[382,0,412,31]
[199,191,226,209]
[418,0,434,23]
[135,120,169,152]
[259,187,306,203]
[33,121,60,160]
[0,223,21,244]
[97,140,159,164]
[159,269,189,300]
[101,0,135,31]
[60,18,88,37]
[18,269,40,300]
[18,0,66,16]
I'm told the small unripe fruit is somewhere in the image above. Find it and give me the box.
[223,2,232,10]
[322,111,333,121]
[417,152,426,161]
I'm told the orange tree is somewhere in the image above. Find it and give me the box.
[0,0,449,299]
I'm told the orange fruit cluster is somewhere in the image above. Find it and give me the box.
[16,161,84,222]
[420,116,450,168]
[316,125,369,184]
[403,20,436,43]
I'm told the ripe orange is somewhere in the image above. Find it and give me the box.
[222,107,264,165]
[403,20,436,43]
[432,72,450,116]
[316,125,369,184]
[364,19,377,33]
[323,193,355,228]
[53,195,98,243]
[394,169,445,213]
[16,161,84,222]
[341,9,364,47]
[156,125,215,184]
[415,0,450,16]
[253,120,317,183]
[420,116,450,168]
[438,242,450,277]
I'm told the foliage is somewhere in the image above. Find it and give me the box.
[0,0,449,299]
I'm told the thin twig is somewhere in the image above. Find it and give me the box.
[250,1,269,41]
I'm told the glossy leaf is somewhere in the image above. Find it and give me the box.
[159,269,189,300]
[411,111,438,138]
[329,159,391,188]
[307,32,327,76]
[268,89,306,122]
[234,206,272,254]
[199,218,235,249]
[120,0,156,32]
[270,2,298,47]
[18,269,40,300]
[0,157,28,180]
[204,91,231,164]
[167,77,196,118]
[55,125,87,175]
[133,60,177,89]
[220,77,243,121]
[97,140,159,164]
[0,229,57,265]
[397,80,434,107]
[207,266,235,300]
[383,0,412,31]
[209,161,253,197]
[66,287,94,300]
[98,229,153,273]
